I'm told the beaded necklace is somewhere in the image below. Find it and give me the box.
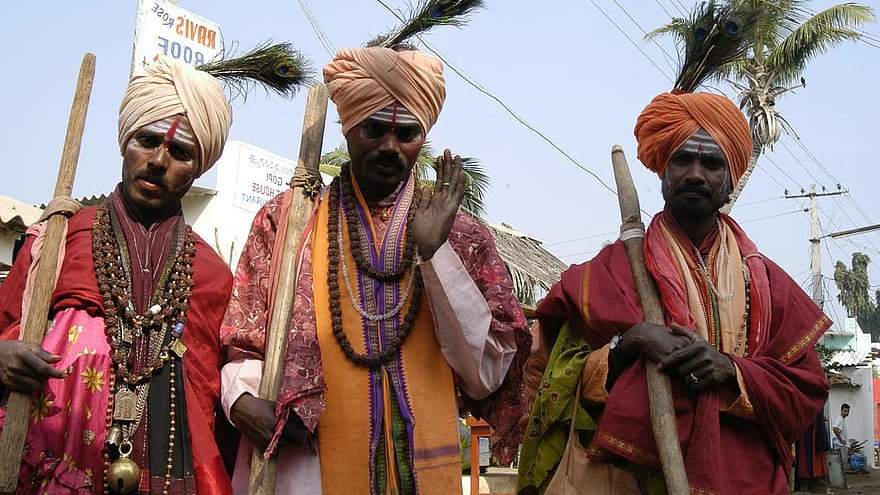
[327,166,423,369]
[92,201,193,494]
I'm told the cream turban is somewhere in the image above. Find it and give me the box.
[323,47,446,135]
[634,92,751,184]
[118,58,232,177]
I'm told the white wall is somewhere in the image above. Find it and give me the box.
[828,366,875,452]
[182,140,298,271]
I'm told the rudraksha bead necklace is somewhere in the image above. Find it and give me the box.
[327,169,424,369]
[92,201,192,494]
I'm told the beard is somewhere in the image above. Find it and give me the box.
[662,181,730,222]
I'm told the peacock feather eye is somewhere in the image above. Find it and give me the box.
[724,20,740,36]
[695,27,709,42]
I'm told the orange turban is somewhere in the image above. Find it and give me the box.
[323,47,446,135]
[634,92,751,184]
[118,58,232,177]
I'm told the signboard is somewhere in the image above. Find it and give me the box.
[231,143,296,213]
[132,0,222,71]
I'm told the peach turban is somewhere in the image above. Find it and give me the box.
[118,58,232,177]
[634,92,751,184]
[323,47,446,135]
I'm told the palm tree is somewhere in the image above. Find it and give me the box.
[650,0,875,213]
[319,141,491,218]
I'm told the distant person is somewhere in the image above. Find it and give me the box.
[833,403,851,465]
[794,410,831,491]
[0,59,234,493]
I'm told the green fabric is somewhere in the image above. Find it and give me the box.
[516,322,595,494]
[513,324,669,495]
[376,377,415,494]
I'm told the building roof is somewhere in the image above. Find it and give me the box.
[486,221,568,306]
[0,195,43,232]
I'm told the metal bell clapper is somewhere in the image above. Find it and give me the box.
[107,440,141,494]
[105,424,123,446]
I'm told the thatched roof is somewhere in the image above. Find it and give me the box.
[486,222,567,307]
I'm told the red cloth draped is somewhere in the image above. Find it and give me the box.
[0,206,233,494]
[536,210,829,495]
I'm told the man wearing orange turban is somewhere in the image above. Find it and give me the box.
[220,46,531,495]
[0,59,235,493]
[520,91,829,494]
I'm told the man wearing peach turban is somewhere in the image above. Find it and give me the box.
[520,91,829,495]
[220,46,531,495]
[0,58,235,494]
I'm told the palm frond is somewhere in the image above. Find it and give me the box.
[374,0,485,48]
[199,41,312,100]
[671,0,759,92]
[319,139,491,218]
[766,4,875,84]
[320,142,351,167]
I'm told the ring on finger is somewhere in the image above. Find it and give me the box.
[688,372,699,384]
[441,182,451,187]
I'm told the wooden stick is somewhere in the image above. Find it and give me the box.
[610,145,688,494]
[247,83,328,495]
[0,53,96,493]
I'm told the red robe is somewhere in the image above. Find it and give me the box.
[0,206,233,494]
[537,211,830,495]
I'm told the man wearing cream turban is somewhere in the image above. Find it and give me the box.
[220,46,531,495]
[0,58,235,494]
[519,91,829,495]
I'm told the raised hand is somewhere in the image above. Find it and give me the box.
[410,149,466,260]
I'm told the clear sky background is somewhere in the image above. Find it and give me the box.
[2,0,878,331]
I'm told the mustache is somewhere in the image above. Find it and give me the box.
[675,184,711,196]
[134,171,168,189]
[366,153,405,169]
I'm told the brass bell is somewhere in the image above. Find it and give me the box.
[107,441,140,494]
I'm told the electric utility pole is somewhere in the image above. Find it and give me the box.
[785,184,848,310]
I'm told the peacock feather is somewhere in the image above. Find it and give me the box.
[649,0,758,93]
[372,0,485,48]
[198,41,312,100]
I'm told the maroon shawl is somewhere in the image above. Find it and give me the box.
[0,204,234,494]
[536,210,829,494]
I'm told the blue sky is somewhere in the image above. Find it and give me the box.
[2,0,878,330]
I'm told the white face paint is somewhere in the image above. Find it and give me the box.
[677,128,723,157]
[140,116,198,150]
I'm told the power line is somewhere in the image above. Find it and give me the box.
[609,0,678,70]
[734,195,784,208]
[777,140,822,185]
[739,209,803,224]
[584,0,674,84]
[652,0,676,19]
[763,154,805,190]
[296,0,335,57]
[544,230,619,247]
[779,137,836,185]
[371,0,624,200]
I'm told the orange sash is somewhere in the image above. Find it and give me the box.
[311,197,461,494]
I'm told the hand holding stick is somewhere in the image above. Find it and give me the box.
[611,145,688,494]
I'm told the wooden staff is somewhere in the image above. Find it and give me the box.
[611,145,688,494]
[0,53,96,493]
[248,83,328,495]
